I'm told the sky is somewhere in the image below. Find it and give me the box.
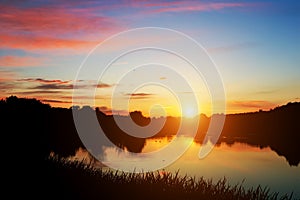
[0,0,299,116]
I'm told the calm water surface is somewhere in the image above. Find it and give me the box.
[142,137,300,198]
[74,136,300,198]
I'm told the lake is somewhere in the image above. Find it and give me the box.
[144,137,300,198]
[73,136,300,198]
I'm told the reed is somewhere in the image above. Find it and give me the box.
[46,156,294,200]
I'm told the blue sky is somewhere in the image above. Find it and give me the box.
[0,0,299,115]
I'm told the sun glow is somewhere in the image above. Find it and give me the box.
[183,107,197,118]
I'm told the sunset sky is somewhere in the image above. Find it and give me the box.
[0,0,299,116]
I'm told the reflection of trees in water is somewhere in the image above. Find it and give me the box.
[193,102,300,166]
[1,96,299,167]
[129,102,300,166]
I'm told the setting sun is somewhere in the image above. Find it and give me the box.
[183,107,197,118]
[0,0,299,199]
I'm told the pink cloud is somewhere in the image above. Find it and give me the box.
[0,34,98,50]
[0,70,18,81]
[0,4,122,51]
[144,1,185,8]
[0,1,263,52]
[0,5,119,35]
[144,1,262,14]
[0,56,46,67]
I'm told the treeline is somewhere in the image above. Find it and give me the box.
[122,102,300,166]
[0,96,299,198]
[1,96,299,167]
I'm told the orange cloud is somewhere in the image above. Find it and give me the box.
[0,70,18,81]
[96,83,114,88]
[227,100,278,112]
[0,70,20,99]
[125,92,154,100]
[19,78,71,84]
[0,56,46,67]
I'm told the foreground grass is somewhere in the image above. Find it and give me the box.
[44,156,294,200]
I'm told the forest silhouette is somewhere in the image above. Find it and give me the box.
[1,96,299,198]
[1,96,299,165]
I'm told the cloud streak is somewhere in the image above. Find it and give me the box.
[0,56,46,67]
[126,93,153,97]
[0,70,20,97]
[0,82,16,91]
[41,99,72,104]
[19,78,71,84]
[125,92,154,99]
[18,78,114,90]
[0,34,98,50]
[0,5,119,35]
[0,3,121,51]
[96,83,114,88]
[10,90,62,95]
[142,1,262,14]
[228,100,277,110]
[0,1,263,52]
[0,70,18,82]
[98,106,129,116]
[32,84,74,90]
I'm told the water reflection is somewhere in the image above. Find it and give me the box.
[144,137,300,198]
[74,136,300,197]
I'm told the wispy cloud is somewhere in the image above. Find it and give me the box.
[0,1,263,52]
[31,84,74,90]
[0,3,122,51]
[0,81,16,91]
[0,5,119,35]
[96,83,114,88]
[41,99,72,104]
[126,93,153,97]
[17,78,74,90]
[142,1,262,14]
[125,92,154,99]
[228,100,277,110]
[0,69,18,81]
[10,91,62,95]
[0,34,98,51]
[19,78,71,84]
[0,56,46,67]
[0,70,19,96]
[18,78,114,90]
[98,106,129,116]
